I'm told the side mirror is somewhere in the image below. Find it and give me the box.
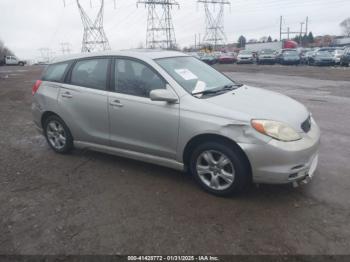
[150,88,178,103]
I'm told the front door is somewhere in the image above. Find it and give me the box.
[108,58,179,159]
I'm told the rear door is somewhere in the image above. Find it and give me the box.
[57,57,110,145]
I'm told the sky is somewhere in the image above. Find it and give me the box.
[1,0,349,60]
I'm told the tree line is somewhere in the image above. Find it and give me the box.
[237,32,315,48]
[0,39,14,62]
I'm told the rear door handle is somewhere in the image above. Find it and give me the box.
[109,99,123,107]
[61,91,73,98]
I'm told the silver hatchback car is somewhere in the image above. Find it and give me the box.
[32,50,320,196]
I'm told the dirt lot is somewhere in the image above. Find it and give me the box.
[0,65,350,255]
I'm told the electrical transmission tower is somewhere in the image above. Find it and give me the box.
[137,0,179,50]
[198,0,230,50]
[60,42,72,55]
[73,0,111,52]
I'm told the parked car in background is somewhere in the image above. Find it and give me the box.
[32,50,320,196]
[201,54,217,65]
[1,55,26,66]
[340,48,350,66]
[332,49,344,65]
[237,50,254,64]
[308,51,335,66]
[256,49,276,64]
[301,50,315,64]
[276,49,300,65]
[218,53,236,64]
[187,52,201,59]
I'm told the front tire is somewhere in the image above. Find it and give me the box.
[44,115,73,154]
[189,141,250,196]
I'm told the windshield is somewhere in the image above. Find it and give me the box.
[239,50,252,55]
[156,56,236,95]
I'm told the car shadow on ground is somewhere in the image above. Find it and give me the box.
[71,148,305,202]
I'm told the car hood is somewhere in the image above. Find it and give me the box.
[260,54,275,58]
[238,55,252,58]
[204,85,309,132]
[283,55,299,59]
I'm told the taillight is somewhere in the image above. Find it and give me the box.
[32,80,42,95]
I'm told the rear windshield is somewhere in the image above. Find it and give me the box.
[42,62,70,82]
[283,51,298,56]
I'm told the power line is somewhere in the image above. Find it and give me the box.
[280,16,309,41]
[137,0,180,50]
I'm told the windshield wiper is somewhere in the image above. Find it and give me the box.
[192,83,243,96]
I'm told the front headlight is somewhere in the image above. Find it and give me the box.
[251,120,301,142]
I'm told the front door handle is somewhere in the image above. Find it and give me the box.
[109,99,123,107]
[61,92,73,98]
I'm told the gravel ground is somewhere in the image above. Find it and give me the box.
[0,65,349,255]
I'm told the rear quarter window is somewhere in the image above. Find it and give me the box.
[42,62,70,82]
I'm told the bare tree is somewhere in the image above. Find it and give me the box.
[0,38,14,64]
[340,18,350,36]
[260,36,268,43]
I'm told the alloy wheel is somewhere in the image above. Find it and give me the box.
[196,150,235,191]
[46,120,67,150]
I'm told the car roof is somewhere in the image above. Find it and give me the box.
[50,49,188,64]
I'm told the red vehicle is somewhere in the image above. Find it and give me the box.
[218,53,237,64]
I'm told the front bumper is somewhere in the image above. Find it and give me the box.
[239,119,321,184]
[237,58,253,64]
[314,60,335,66]
[281,60,300,65]
[258,58,276,63]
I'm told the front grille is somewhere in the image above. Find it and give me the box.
[301,116,311,133]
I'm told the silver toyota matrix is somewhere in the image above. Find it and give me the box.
[32,50,320,196]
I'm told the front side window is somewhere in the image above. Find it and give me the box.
[114,58,165,97]
[71,58,109,90]
[42,62,70,82]
[156,56,235,95]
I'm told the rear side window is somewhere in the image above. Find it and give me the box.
[71,58,109,90]
[42,62,70,82]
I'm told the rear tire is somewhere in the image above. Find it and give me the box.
[44,115,73,154]
[189,141,250,196]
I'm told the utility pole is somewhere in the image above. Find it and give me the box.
[195,34,197,49]
[137,0,180,50]
[64,0,113,53]
[198,0,230,51]
[300,22,304,45]
[280,16,283,41]
[280,16,309,43]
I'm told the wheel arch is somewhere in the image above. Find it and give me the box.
[41,111,62,129]
[182,133,252,179]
